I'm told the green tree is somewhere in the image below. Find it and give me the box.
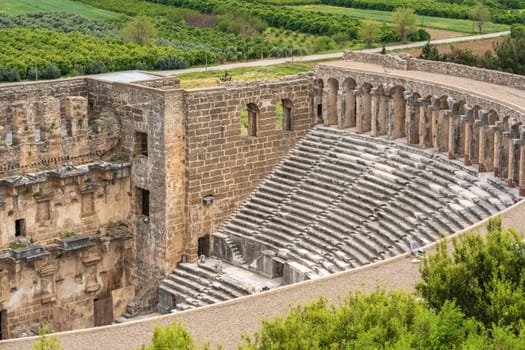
[120,16,158,44]
[470,1,490,34]
[32,324,63,350]
[494,36,525,74]
[238,290,523,349]
[417,216,525,333]
[392,7,416,42]
[358,22,380,48]
[420,41,440,60]
[41,62,61,80]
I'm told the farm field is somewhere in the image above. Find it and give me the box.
[0,0,119,19]
[295,5,509,34]
[399,37,505,57]
[177,62,315,89]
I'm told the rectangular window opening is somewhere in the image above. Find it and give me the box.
[137,188,150,217]
[5,131,13,146]
[0,309,7,340]
[34,127,41,142]
[15,219,26,237]
[61,121,72,137]
[198,235,210,257]
[135,132,148,156]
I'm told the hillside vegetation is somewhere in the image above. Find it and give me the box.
[0,0,513,82]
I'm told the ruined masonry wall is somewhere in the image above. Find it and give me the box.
[0,79,120,176]
[87,79,186,310]
[344,51,525,91]
[183,76,314,258]
[0,238,134,338]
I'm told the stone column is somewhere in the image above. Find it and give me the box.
[404,91,418,144]
[418,98,428,148]
[377,91,389,136]
[493,130,501,177]
[343,89,356,128]
[370,88,378,137]
[353,87,363,133]
[448,113,456,159]
[478,125,486,172]
[520,144,525,196]
[508,138,516,187]
[336,88,344,128]
[477,110,489,172]
[322,88,329,125]
[430,96,440,150]
[464,121,472,166]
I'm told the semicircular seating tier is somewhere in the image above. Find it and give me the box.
[157,125,515,314]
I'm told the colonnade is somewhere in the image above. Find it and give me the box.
[316,78,525,196]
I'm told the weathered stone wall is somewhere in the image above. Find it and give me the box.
[0,164,131,248]
[343,51,409,70]
[87,79,186,312]
[183,75,314,259]
[0,234,134,339]
[343,51,525,91]
[0,79,120,176]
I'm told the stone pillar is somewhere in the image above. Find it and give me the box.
[353,87,363,133]
[336,88,344,128]
[418,98,428,148]
[464,121,472,166]
[404,91,418,144]
[322,88,329,125]
[519,143,525,197]
[508,138,516,187]
[448,113,456,159]
[377,91,389,136]
[370,88,378,137]
[478,125,486,172]
[343,89,356,128]
[493,130,501,177]
[476,110,490,172]
[430,96,440,150]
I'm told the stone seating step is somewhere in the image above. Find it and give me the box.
[166,274,227,302]
[177,263,250,297]
[159,280,216,306]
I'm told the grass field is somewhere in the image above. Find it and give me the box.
[177,62,315,89]
[295,5,509,34]
[0,0,120,19]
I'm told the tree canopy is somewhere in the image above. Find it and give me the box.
[392,7,416,42]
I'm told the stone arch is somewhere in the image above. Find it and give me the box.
[327,78,339,126]
[240,102,259,137]
[391,86,405,139]
[342,78,356,128]
[438,95,449,110]
[488,110,498,125]
[275,98,293,131]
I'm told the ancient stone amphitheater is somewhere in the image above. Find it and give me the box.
[157,125,514,312]
[2,52,525,350]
